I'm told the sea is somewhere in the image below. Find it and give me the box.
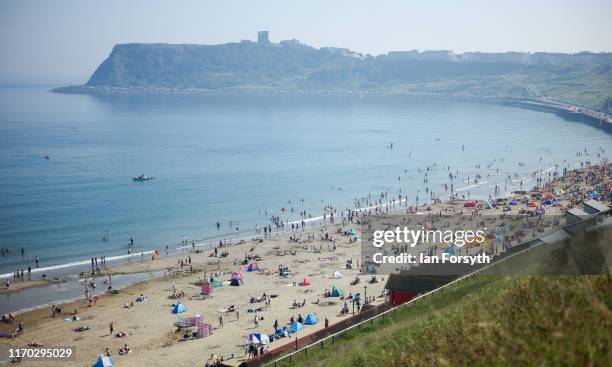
[0,86,610,312]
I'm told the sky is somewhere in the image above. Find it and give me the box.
[1,0,611,85]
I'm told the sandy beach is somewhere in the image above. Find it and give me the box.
[1,162,610,367]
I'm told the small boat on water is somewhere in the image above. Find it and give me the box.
[132,175,155,182]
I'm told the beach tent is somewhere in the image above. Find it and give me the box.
[172,303,186,314]
[509,199,518,206]
[230,278,241,286]
[196,321,213,339]
[302,277,311,286]
[330,286,343,297]
[546,194,554,200]
[484,203,494,209]
[545,199,554,205]
[445,247,457,254]
[591,191,598,199]
[231,271,243,280]
[287,321,305,333]
[246,332,269,345]
[246,263,259,272]
[94,355,113,367]
[332,271,342,279]
[303,313,318,325]
[211,279,223,288]
[464,201,477,208]
[201,282,213,296]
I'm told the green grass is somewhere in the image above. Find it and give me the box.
[274,226,612,367]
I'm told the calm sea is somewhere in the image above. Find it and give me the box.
[0,86,610,278]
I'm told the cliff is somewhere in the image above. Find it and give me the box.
[55,40,612,112]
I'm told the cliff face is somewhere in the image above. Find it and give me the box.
[60,40,612,112]
[85,41,357,89]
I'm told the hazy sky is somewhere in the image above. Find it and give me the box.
[1,0,611,84]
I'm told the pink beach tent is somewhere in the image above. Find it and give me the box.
[246,263,259,272]
[463,201,477,208]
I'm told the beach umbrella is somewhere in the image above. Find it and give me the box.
[231,271,243,280]
[302,277,311,286]
[246,332,269,345]
[546,194,554,200]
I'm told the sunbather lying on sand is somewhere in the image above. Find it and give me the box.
[115,331,128,338]
[119,344,131,355]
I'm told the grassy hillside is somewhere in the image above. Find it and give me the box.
[58,42,612,112]
[274,226,612,367]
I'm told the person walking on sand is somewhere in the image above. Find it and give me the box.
[254,314,259,328]
[218,315,223,328]
[236,310,240,321]
[109,321,114,336]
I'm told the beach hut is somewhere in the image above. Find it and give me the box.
[246,332,269,345]
[211,279,223,287]
[246,263,259,272]
[464,201,477,208]
[94,355,114,367]
[302,277,311,286]
[303,313,318,325]
[332,271,342,279]
[330,286,343,297]
[172,303,186,314]
[287,321,305,333]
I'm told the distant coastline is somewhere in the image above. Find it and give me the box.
[53,85,612,133]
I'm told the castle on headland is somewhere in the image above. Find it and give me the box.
[258,31,270,45]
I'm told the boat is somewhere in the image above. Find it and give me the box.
[132,175,155,182]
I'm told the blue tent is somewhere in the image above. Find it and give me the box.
[172,303,186,314]
[446,247,457,254]
[509,199,518,206]
[287,321,305,333]
[94,355,113,367]
[330,286,343,297]
[484,203,494,209]
[303,313,318,325]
